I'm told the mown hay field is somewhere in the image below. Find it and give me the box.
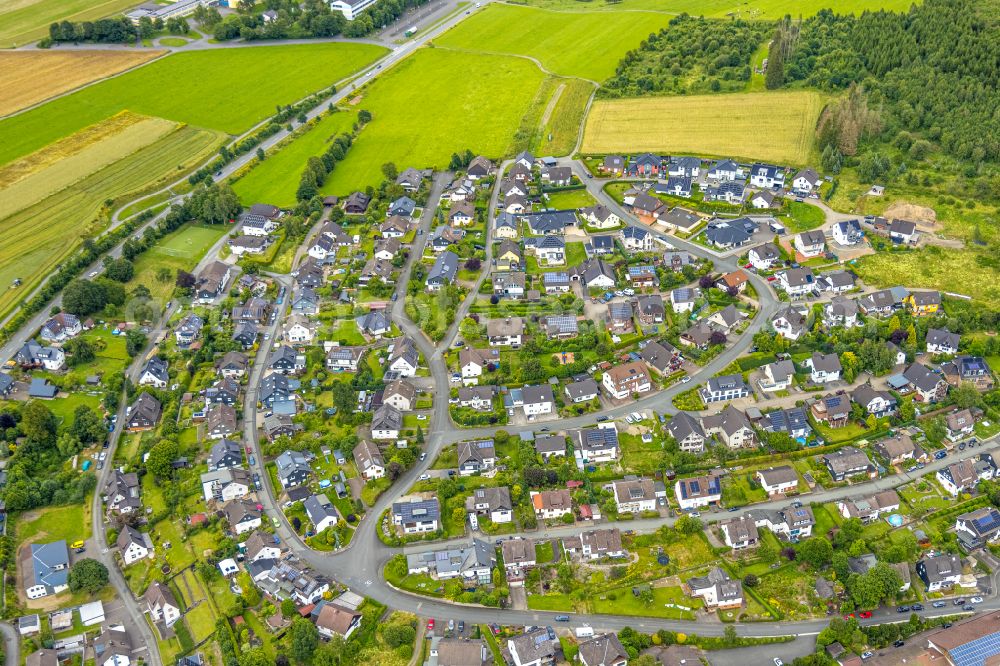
[233,109,358,207]
[533,77,595,156]
[507,0,914,17]
[0,42,387,167]
[0,0,138,48]
[0,112,177,220]
[0,50,163,117]
[853,246,1000,306]
[0,125,224,319]
[321,48,545,195]
[130,223,230,305]
[434,4,673,82]
[582,90,824,165]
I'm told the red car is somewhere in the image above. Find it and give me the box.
[844,613,855,620]
[427,619,435,631]
[859,611,872,619]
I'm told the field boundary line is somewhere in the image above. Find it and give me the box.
[538,82,565,129]
[431,44,599,85]
[0,49,171,122]
[497,0,681,15]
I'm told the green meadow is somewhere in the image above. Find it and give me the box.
[321,48,545,195]
[435,4,673,81]
[0,42,387,167]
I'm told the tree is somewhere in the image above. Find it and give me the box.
[63,279,108,315]
[675,514,702,534]
[256,147,266,162]
[65,337,96,366]
[68,558,108,593]
[724,624,738,646]
[289,617,319,662]
[952,382,982,410]
[103,258,134,283]
[238,648,270,666]
[146,438,179,479]
[381,162,398,181]
[21,401,56,445]
[71,406,106,445]
[125,330,147,357]
[798,537,834,569]
[238,571,260,606]
[176,270,195,289]
[382,622,415,648]
[743,573,759,587]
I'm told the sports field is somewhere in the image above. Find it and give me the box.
[0,42,387,167]
[435,4,673,81]
[233,110,357,207]
[0,50,163,117]
[582,90,824,165]
[130,223,230,304]
[321,48,545,195]
[0,125,224,319]
[0,0,138,47]
[506,0,914,17]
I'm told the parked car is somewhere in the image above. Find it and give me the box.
[419,473,430,480]
[911,603,923,611]
[896,606,910,613]
[893,641,905,648]
[932,601,946,608]
[859,611,872,619]
[555,615,569,622]
[971,596,984,604]
[427,619,434,631]
[861,652,873,659]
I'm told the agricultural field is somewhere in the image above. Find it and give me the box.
[0,124,223,320]
[0,0,138,47]
[435,4,673,81]
[233,109,358,207]
[321,48,545,195]
[533,77,595,156]
[0,50,163,117]
[0,42,387,166]
[129,223,231,305]
[507,0,914,17]
[854,245,1000,306]
[581,90,824,165]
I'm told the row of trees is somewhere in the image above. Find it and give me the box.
[296,125,356,202]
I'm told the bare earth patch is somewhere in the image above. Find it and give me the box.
[884,201,938,228]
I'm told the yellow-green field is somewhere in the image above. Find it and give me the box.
[0,0,139,48]
[582,90,824,165]
[0,125,224,320]
[435,4,674,81]
[506,0,915,17]
[0,50,163,117]
[0,113,177,220]
[534,78,595,156]
[854,246,1000,306]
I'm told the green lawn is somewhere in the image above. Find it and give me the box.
[321,48,545,194]
[17,502,91,544]
[783,200,826,232]
[0,43,387,167]
[129,222,230,305]
[233,110,358,207]
[48,392,102,431]
[544,189,596,209]
[591,585,700,620]
[435,4,673,81]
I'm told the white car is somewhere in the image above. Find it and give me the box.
[680,376,691,383]
[971,596,984,604]
[88,271,99,278]
[417,414,427,420]
[774,659,783,666]
[419,473,430,480]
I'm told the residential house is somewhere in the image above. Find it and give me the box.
[104,471,141,514]
[93,626,132,666]
[578,635,628,666]
[522,384,554,417]
[700,374,750,404]
[283,315,317,344]
[205,403,237,440]
[686,567,743,609]
[406,539,495,584]
[669,287,699,314]
[542,272,571,294]
[116,526,154,565]
[721,516,759,550]
[466,486,513,524]
[946,409,976,442]
[759,407,810,440]
[838,490,900,523]
[703,219,751,249]
[39,313,81,342]
[748,243,782,270]
[659,207,702,233]
[533,435,567,461]
[805,352,842,384]
[466,155,494,180]
[275,450,313,488]
[938,459,980,497]
[600,155,626,175]
[823,447,876,482]
[748,163,784,189]
[426,251,459,291]
[315,604,363,640]
[792,168,822,193]
[25,541,69,599]
[449,201,475,226]
[353,440,385,481]
[303,494,339,532]
[661,175,692,197]
[668,156,701,178]
[507,627,560,666]
[138,357,169,388]
[500,538,536,582]
[126,392,161,432]
[675,475,722,510]
[941,356,994,391]
[541,314,579,339]
[380,215,410,239]
[818,270,856,294]
[758,360,794,392]
[794,230,826,258]
[524,211,577,235]
[223,499,262,535]
[200,467,252,502]
[459,348,499,383]
[357,309,391,337]
[667,412,705,454]
[823,295,859,327]
[635,294,665,325]
[917,554,963,592]
[457,440,497,475]
[174,313,203,347]
[429,225,464,252]
[889,219,919,244]
[244,531,282,563]
[757,466,798,496]
[325,345,365,373]
[496,239,523,270]
[777,267,817,297]
[602,361,652,400]
[627,153,662,177]
[343,191,370,214]
[955,507,1000,549]
[610,478,660,514]
[387,337,420,376]
[704,180,745,204]
[207,440,243,471]
[195,261,231,302]
[749,190,776,209]
[606,302,634,334]
[906,290,941,316]
[580,205,620,229]
[486,318,524,347]
[706,304,747,332]
[383,379,416,411]
[771,305,807,340]
[541,166,572,186]
[832,219,864,246]
[392,498,440,534]
[144,581,181,627]
[903,363,949,402]
[269,345,305,375]
[575,528,625,560]
[532,489,573,520]
[856,287,908,317]
[707,159,742,181]
[564,378,598,403]
[853,383,897,418]
[493,272,526,299]
[812,394,851,428]
[570,258,616,288]
[371,404,403,440]
[573,425,620,463]
[927,328,961,355]
[702,405,756,449]
[630,192,665,222]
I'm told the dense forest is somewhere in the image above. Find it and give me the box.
[601,15,769,97]
[773,0,1000,163]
